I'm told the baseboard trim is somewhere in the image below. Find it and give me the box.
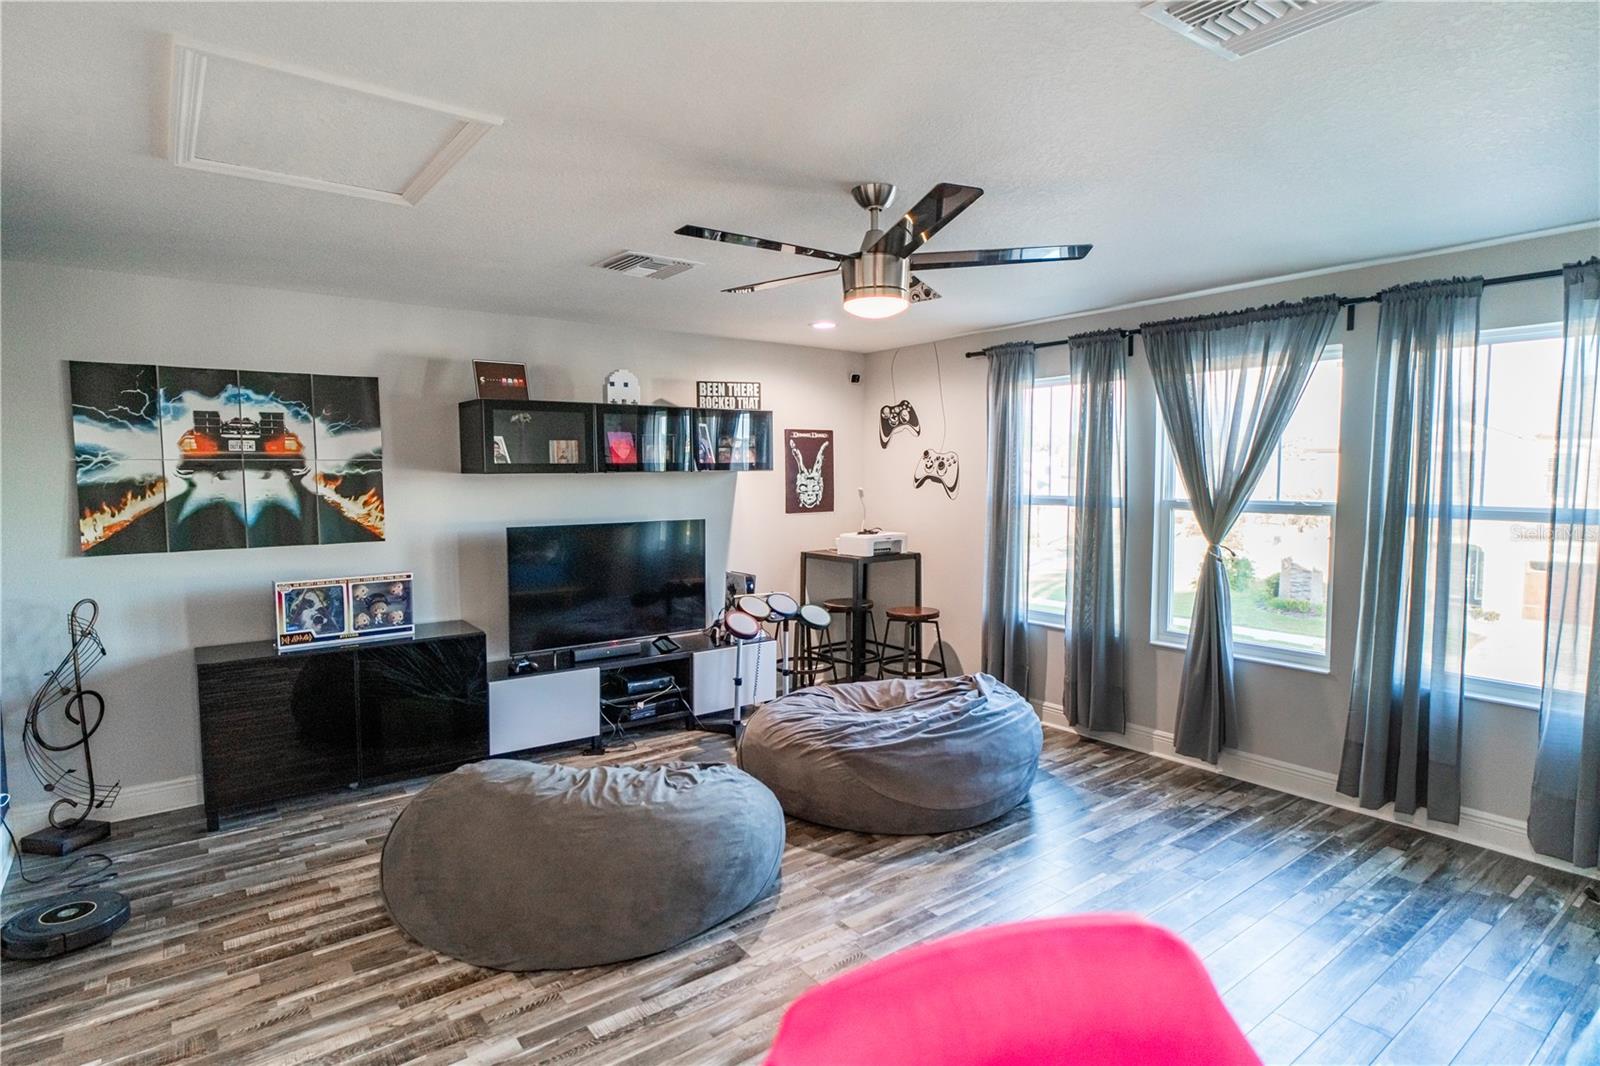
[1036,702,1594,880]
[5,776,202,846]
[4,776,202,892]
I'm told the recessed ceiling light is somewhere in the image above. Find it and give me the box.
[810,320,836,330]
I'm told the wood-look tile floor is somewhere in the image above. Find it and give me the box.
[3,727,1598,1066]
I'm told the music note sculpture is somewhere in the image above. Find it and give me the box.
[20,599,121,855]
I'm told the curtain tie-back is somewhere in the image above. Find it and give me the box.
[1206,542,1237,560]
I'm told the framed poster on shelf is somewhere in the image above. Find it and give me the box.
[473,361,529,400]
[276,572,414,652]
[696,380,762,411]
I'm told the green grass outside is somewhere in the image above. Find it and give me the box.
[1171,588,1326,638]
[1031,573,1325,642]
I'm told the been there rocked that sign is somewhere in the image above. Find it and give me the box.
[696,380,762,411]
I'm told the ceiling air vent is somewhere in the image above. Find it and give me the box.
[1141,0,1376,60]
[592,251,699,280]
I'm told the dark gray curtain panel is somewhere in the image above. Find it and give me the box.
[1529,259,1600,867]
[1337,278,1483,825]
[980,341,1036,693]
[1144,296,1340,763]
[1063,330,1127,733]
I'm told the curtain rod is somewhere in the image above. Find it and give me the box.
[962,266,1566,359]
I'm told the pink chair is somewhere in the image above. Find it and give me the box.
[764,915,1261,1066]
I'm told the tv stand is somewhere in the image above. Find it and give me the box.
[487,631,775,755]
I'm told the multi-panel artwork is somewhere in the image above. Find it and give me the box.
[71,362,384,556]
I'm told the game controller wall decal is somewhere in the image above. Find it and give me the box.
[914,449,960,498]
[879,399,921,448]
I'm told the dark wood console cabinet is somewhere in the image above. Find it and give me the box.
[195,621,488,829]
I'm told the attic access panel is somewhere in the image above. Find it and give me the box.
[169,39,502,206]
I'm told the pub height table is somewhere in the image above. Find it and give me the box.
[799,549,922,681]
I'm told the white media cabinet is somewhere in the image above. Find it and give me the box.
[487,633,777,755]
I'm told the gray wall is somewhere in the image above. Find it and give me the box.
[0,262,867,821]
[860,227,1600,825]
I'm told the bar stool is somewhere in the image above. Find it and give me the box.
[878,606,948,680]
[819,597,880,681]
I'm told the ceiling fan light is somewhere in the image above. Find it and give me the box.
[840,252,912,319]
[843,292,910,319]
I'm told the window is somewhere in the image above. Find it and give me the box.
[1463,324,1565,704]
[1466,544,1485,609]
[1024,375,1123,625]
[1154,347,1343,668]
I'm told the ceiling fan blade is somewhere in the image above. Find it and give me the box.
[908,276,941,303]
[909,245,1094,270]
[675,224,846,263]
[723,267,841,294]
[867,183,983,258]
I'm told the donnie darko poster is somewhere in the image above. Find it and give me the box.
[70,362,384,555]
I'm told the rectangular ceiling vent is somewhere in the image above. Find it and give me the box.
[592,251,699,280]
[1141,0,1376,60]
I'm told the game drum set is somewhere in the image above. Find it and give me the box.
[710,591,835,722]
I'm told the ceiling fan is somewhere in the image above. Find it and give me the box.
[675,182,1091,320]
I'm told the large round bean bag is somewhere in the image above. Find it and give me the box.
[737,673,1042,834]
[380,759,785,971]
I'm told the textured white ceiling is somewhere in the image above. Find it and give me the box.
[3,2,1596,352]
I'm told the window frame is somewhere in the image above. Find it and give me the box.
[1024,374,1082,628]
[1150,345,1344,672]
[1461,321,1565,710]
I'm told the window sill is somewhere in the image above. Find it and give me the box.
[1464,683,1541,712]
[1033,625,1541,710]
[1150,637,1331,677]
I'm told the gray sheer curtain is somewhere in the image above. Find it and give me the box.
[1529,259,1600,866]
[981,341,1036,692]
[1337,278,1483,825]
[1145,296,1340,763]
[1063,330,1126,732]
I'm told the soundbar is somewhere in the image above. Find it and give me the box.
[572,639,645,664]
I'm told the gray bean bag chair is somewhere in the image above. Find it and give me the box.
[380,759,785,971]
[737,673,1042,835]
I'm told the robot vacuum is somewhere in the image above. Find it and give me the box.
[1,890,130,960]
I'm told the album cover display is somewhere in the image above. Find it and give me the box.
[275,572,413,652]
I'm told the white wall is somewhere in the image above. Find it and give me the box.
[860,227,1600,835]
[0,262,867,825]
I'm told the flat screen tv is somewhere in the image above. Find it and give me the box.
[507,519,707,654]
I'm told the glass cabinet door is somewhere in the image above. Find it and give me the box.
[598,406,694,472]
[694,410,773,471]
[484,401,594,472]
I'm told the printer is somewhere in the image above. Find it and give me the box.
[835,530,908,557]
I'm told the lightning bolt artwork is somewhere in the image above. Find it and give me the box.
[68,361,385,554]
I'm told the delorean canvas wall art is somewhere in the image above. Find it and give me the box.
[69,361,385,555]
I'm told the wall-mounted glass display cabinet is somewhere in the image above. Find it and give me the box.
[460,400,772,474]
